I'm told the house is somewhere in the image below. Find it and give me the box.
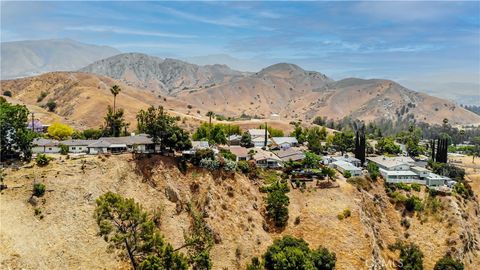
[380,170,423,184]
[367,156,411,171]
[411,166,430,178]
[330,160,362,177]
[322,155,361,167]
[252,149,283,168]
[248,129,271,148]
[391,156,415,165]
[425,173,450,187]
[271,137,298,150]
[97,134,157,153]
[227,134,242,145]
[32,138,61,154]
[87,140,111,154]
[274,148,305,162]
[224,146,250,162]
[62,140,92,153]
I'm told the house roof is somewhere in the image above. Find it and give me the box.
[274,148,305,159]
[367,156,408,169]
[248,129,269,137]
[391,156,415,164]
[426,173,450,180]
[253,149,282,162]
[225,146,249,157]
[411,166,430,172]
[33,138,59,147]
[98,134,153,146]
[379,169,418,176]
[87,140,111,148]
[62,139,95,146]
[332,160,361,171]
[272,137,298,145]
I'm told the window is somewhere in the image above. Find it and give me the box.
[72,147,76,150]
[48,148,52,150]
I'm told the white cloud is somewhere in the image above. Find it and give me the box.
[65,26,196,39]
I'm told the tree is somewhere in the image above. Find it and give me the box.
[182,204,214,270]
[390,241,424,270]
[240,131,253,148]
[104,106,128,137]
[47,122,74,140]
[306,126,326,154]
[259,123,284,137]
[406,137,422,157]
[137,106,192,152]
[376,137,401,155]
[355,127,366,165]
[434,255,464,270]
[290,122,306,144]
[266,181,290,228]
[192,123,227,145]
[332,132,354,155]
[302,151,321,169]
[3,90,12,97]
[0,99,36,160]
[260,235,336,270]
[321,167,336,181]
[94,192,188,270]
[367,162,380,180]
[206,111,214,126]
[110,85,121,113]
[46,99,57,112]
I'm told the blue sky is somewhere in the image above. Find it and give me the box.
[1,1,479,104]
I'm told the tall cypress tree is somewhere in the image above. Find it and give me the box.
[264,122,268,148]
[354,126,366,166]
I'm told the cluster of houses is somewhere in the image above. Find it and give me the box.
[32,127,455,189]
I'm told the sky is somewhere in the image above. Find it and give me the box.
[1,1,480,104]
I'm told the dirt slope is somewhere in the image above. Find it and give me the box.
[1,155,479,270]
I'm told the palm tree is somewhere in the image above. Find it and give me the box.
[110,85,121,113]
[206,111,214,126]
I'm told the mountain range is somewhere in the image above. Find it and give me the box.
[1,39,120,80]
[1,39,479,128]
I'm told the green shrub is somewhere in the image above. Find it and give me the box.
[191,148,215,166]
[237,160,250,173]
[3,90,12,97]
[220,149,236,161]
[33,183,46,197]
[258,236,336,270]
[35,154,50,166]
[395,182,412,191]
[46,99,57,112]
[223,160,236,172]
[344,171,352,178]
[199,158,220,170]
[452,182,473,199]
[434,255,464,270]
[411,183,421,192]
[389,241,424,270]
[405,196,423,212]
[367,162,380,180]
[59,144,69,155]
[36,91,48,102]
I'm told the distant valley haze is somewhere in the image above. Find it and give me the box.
[1,1,479,105]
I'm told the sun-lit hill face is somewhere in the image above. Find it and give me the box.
[0,72,192,129]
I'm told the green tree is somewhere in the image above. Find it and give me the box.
[206,111,214,126]
[47,122,74,140]
[434,255,464,270]
[3,90,12,97]
[376,137,401,155]
[46,99,57,112]
[259,124,284,137]
[321,167,336,181]
[240,131,253,148]
[332,132,354,155]
[110,85,121,113]
[290,122,306,144]
[35,154,50,166]
[367,162,380,180]
[306,126,326,154]
[192,123,227,145]
[137,106,192,152]
[0,99,36,160]
[261,235,336,270]
[302,151,321,169]
[95,192,188,270]
[266,181,290,228]
[390,242,424,270]
[104,106,128,137]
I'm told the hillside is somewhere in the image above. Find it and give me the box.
[0,72,193,130]
[0,39,120,80]
[80,53,247,95]
[178,66,480,125]
[1,155,479,269]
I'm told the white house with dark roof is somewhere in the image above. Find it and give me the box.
[274,148,305,162]
[32,138,61,154]
[330,160,362,177]
[252,148,282,168]
[62,140,92,153]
